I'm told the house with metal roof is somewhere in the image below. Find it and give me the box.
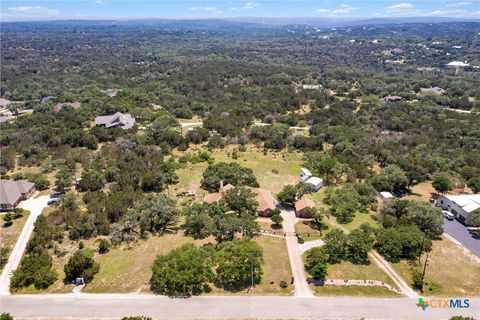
[437,194,480,226]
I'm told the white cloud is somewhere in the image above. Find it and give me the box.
[7,6,59,16]
[332,5,358,14]
[231,2,260,11]
[445,1,470,8]
[191,6,219,12]
[316,4,358,15]
[386,2,414,11]
[95,0,103,4]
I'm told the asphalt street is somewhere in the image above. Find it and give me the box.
[1,294,479,319]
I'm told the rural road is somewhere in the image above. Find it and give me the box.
[280,208,314,297]
[0,195,50,295]
[1,294,478,319]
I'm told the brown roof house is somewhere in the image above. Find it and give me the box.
[53,102,81,112]
[204,184,277,217]
[295,197,315,218]
[95,112,135,130]
[0,179,35,211]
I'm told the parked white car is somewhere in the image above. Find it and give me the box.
[443,210,455,220]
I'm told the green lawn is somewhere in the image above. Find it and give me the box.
[333,211,378,232]
[392,236,480,296]
[173,145,303,198]
[325,260,397,289]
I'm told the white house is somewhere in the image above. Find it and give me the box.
[380,191,394,200]
[299,168,323,192]
[437,194,480,226]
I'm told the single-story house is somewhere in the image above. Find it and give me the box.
[437,194,480,226]
[203,183,277,217]
[419,87,445,95]
[95,112,135,130]
[53,102,81,112]
[300,168,323,192]
[383,95,403,102]
[446,61,469,67]
[295,197,315,218]
[0,179,36,211]
[380,191,394,200]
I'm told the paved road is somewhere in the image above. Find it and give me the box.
[1,294,479,319]
[280,209,314,297]
[0,195,50,295]
[443,218,480,257]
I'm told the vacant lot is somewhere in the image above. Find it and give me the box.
[392,236,480,296]
[312,285,399,297]
[174,145,303,198]
[209,236,292,296]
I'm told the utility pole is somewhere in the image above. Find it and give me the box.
[250,259,254,291]
[420,253,429,293]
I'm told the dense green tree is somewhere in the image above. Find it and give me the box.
[432,175,453,194]
[150,244,214,296]
[276,185,298,206]
[215,239,263,291]
[79,170,105,192]
[304,247,329,280]
[64,248,100,283]
[322,229,347,264]
[201,162,259,192]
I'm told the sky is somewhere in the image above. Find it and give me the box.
[1,0,480,21]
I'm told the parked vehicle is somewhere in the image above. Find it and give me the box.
[50,191,63,198]
[47,198,60,206]
[443,210,455,220]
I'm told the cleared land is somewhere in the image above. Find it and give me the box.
[392,236,480,296]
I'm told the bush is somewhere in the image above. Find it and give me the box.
[412,270,423,291]
[304,247,328,280]
[98,239,111,254]
[279,280,288,289]
[0,312,14,320]
[64,248,100,284]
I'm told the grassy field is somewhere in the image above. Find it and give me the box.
[209,236,292,296]
[312,285,399,297]
[392,236,480,296]
[325,260,397,289]
[0,212,30,270]
[339,211,378,232]
[173,145,303,198]
[257,219,284,235]
[294,220,325,240]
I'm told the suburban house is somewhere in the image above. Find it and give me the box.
[295,197,315,218]
[0,179,36,211]
[446,61,469,67]
[95,112,135,130]
[204,183,277,217]
[419,87,445,95]
[437,194,480,226]
[383,95,403,102]
[300,168,323,192]
[53,102,81,112]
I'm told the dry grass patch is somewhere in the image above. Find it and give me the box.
[326,260,397,288]
[392,236,480,296]
[312,284,399,297]
[0,212,30,270]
